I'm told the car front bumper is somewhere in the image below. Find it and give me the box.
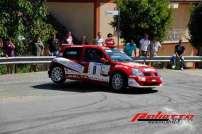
[128,76,162,88]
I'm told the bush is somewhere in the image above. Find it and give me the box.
[0,0,55,55]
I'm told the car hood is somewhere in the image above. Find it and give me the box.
[115,62,156,72]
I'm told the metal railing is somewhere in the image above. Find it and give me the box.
[0,56,56,65]
[0,56,201,65]
[133,56,202,62]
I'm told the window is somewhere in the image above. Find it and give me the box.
[63,48,82,60]
[84,48,104,62]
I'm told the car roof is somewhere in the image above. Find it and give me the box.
[64,45,110,50]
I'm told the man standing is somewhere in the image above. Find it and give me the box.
[5,38,15,74]
[150,37,161,57]
[96,32,104,46]
[48,34,59,56]
[124,39,137,57]
[30,35,44,72]
[139,33,150,56]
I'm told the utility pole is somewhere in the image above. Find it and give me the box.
[117,8,120,48]
[105,8,120,48]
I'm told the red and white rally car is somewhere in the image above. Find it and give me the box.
[48,45,162,91]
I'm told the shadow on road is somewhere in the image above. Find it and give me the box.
[32,81,158,95]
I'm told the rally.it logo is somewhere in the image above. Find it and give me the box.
[131,112,194,123]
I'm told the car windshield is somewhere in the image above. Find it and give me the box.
[105,48,133,62]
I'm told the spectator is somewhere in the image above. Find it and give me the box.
[5,38,15,74]
[66,31,73,45]
[30,35,44,72]
[150,37,161,57]
[35,35,44,56]
[105,33,115,48]
[79,35,88,45]
[0,38,4,57]
[48,33,59,56]
[124,39,137,57]
[139,33,150,56]
[170,39,185,70]
[96,32,104,46]
[5,38,15,57]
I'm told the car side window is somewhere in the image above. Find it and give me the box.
[63,48,82,60]
[84,48,104,62]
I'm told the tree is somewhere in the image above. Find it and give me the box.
[114,0,171,42]
[0,0,55,55]
[188,2,202,49]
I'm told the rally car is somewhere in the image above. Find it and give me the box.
[48,45,162,91]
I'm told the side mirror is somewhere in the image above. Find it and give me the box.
[100,57,109,64]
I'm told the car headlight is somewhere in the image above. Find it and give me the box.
[132,69,144,76]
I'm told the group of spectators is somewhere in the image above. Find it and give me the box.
[123,33,185,70]
[0,31,186,72]
[124,33,161,57]
[95,32,115,48]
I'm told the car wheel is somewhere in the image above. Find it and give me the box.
[50,66,66,83]
[110,73,128,91]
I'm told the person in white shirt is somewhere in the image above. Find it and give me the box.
[150,37,161,56]
[139,33,150,56]
[96,32,104,46]
[66,31,73,45]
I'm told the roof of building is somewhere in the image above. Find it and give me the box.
[170,0,201,2]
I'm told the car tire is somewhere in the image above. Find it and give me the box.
[50,65,66,84]
[110,72,128,92]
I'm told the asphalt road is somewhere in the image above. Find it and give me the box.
[0,70,201,134]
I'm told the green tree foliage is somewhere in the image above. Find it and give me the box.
[115,0,171,42]
[0,0,55,55]
[188,2,202,49]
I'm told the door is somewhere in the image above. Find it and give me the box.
[82,48,111,82]
[62,47,84,79]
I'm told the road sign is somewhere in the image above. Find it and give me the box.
[105,10,119,16]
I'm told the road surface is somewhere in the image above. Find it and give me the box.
[0,70,201,134]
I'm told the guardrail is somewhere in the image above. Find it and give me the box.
[0,56,201,65]
[0,56,56,65]
[133,56,202,62]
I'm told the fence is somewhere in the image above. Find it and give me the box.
[0,56,202,65]
[0,56,56,65]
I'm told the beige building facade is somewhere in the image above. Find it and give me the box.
[46,0,116,43]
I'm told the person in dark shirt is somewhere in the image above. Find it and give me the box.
[5,38,15,57]
[5,38,16,73]
[48,34,59,56]
[170,40,185,70]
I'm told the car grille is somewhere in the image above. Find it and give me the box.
[143,72,158,76]
[143,83,160,86]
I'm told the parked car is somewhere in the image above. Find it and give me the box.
[48,45,162,91]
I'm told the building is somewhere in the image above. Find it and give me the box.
[46,0,116,43]
[46,0,200,56]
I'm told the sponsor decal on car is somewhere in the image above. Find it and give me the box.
[54,58,84,73]
[144,68,155,72]
[88,62,110,82]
